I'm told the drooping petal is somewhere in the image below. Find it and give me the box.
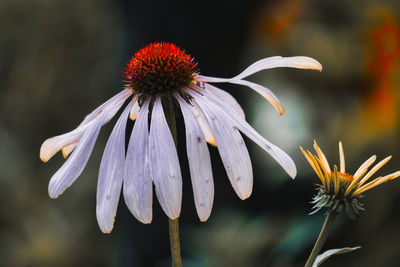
[149,96,182,219]
[41,121,96,163]
[176,95,214,221]
[190,97,253,200]
[47,93,129,198]
[195,76,284,115]
[195,56,322,115]
[205,83,245,119]
[230,79,284,115]
[48,115,105,198]
[40,89,132,162]
[62,143,77,158]
[129,100,140,120]
[123,100,153,223]
[188,99,216,146]
[231,56,322,80]
[82,88,132,124]
[192,88,297,179]
[196,56,322,82]
[96,101,133,233]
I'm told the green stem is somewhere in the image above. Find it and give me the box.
[163,98,182,267]
[304,211,338,267]
[169,218,182,267]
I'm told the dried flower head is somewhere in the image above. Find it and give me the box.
[300,140,400,218]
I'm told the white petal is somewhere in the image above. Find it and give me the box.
[41,121,95,163]
[40,89,132,162]
[48,114,105,198]
[123,100,153,223]
[232,56,322,80]
[188,98,216,146]
[196,56,322,82]
[149,96,182,219]
[62,143,77,158]
[195,56,322,115]
[129,100,140,120]
[48,93,129,198]
[205,83,245,119]
[195,77,284,115]
[229,79,284,115]
[176,95,214,221]
[192,89,296,179]
[190,97,253,200]
[96,101,133,233]
[83,88,132,124]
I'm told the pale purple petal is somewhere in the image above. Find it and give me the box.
[48,94,129,198]
[129,100,140,120]
[41,120,96,162]
[149,96,182,219]
[195,56,322,116]
[228,79,284,115]
[40,89,132,162]
[48,114,105,198]
[194,78,284,115]
[189,97,253,200]
[81,89,132,125]
[176,95,214,221]
[206,83,245,119]
[61,143,77,158]
[232,56,322,80]
[189,100,216,146]
[192,88,296,179]
[123,100,153,223]
[196,56,322,82]
[96,100,133,233]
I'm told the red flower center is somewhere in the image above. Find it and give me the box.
[124,42,199,98]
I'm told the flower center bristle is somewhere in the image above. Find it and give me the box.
[323,171,355,198]
[336,172,354,184]
[313,170,364,219]
[124,42,199,100]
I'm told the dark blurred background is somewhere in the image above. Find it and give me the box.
[1,0,400,266]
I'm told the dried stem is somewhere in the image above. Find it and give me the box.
[304,211,338,267]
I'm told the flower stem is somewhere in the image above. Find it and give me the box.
[304,211,338,267]
[163,98,182,267]
[169,218,182,267]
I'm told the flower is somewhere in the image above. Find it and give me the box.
[300,140,400,218]
[40,42,322,233]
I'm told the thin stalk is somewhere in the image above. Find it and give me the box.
[164,98,182,267]
[169,218,182,267]
[304,211,338,267]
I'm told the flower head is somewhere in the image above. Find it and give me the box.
[124,43,198,104]
[300,140,400,218]
[40,42,322,233]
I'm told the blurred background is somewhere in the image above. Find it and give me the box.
[1,0,400,266]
